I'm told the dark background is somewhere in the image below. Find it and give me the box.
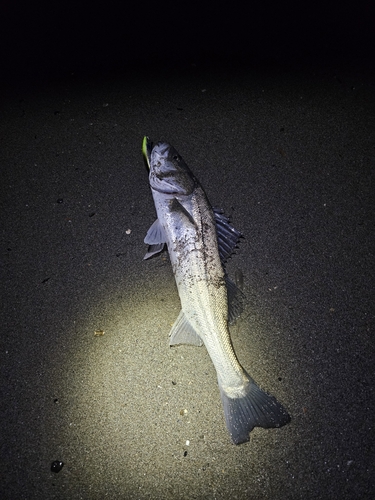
[1,1,374,81]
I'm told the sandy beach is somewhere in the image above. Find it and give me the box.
[1,4,374,498]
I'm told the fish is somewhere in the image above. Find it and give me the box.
[142,136,290,444]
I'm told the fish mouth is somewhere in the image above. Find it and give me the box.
[142,136,153,170]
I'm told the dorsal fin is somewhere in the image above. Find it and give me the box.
[226,276,245,324]
[213,208,242,263]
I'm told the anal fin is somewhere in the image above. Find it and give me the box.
[169,310,203,347]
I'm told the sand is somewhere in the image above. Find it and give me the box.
[1,60,374,498]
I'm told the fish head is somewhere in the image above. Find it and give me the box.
[142,137,196,195]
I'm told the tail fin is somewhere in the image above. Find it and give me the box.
[219,374,290,444]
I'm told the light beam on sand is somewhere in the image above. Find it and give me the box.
[63,266,292,497]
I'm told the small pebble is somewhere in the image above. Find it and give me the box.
[51,460,64,473]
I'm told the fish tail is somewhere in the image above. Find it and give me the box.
[218,373,290,444]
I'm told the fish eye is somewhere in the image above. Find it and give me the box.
[173,154,180,161]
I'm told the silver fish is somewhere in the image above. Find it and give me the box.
[142,137,290,444]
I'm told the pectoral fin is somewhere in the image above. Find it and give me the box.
[143,243,165,260]
[169,310,203,346]
[143,219,166,259]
